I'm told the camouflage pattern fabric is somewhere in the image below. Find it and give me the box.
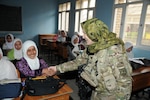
[81,18,125,53]
[56,45,132,100]
[56,18,132,100]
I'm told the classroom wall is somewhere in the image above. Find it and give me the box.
[0,0,58,45]
[0,0,150,59]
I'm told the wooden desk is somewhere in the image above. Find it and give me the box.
[132,66,150,92]
[14,81,73,100]
[47,40,68,61]
[38,34,57,52]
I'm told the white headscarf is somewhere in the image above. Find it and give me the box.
[23,40,40,70]
[0,48,18,80]
[60,30,67,42]
[13,38,23,60]
[4,33,14,49]
[0,47,3,59]
[71,35,79,57]
[124,42,134,59]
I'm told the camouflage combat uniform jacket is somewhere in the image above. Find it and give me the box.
[56,44,132,100]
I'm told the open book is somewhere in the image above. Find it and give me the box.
[0,78,21,85]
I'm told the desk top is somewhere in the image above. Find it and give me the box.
[14,76,73,100]
[21,84,73,100]
[132,66,150,76]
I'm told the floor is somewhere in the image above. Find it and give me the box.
[39,51,150,100]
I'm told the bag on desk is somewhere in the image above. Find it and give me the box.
[22,76,66,97]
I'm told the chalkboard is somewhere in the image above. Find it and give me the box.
[0,4,22,33]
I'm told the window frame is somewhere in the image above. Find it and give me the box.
[58,2,71,31]
[111,0,150,50]
[74,0,96,34]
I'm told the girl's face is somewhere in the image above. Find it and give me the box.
[126,46,133,52]
[27,46,37,59]
[83,33,94,45]
[6,35,12,42]
[73,37,79,44]
[61,31,66,37]
[14,41,22,50]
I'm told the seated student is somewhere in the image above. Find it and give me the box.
[71,34,80,57]
[57,30,67,43]
[2,34,15,56]
[7,38,23,64]
[16,40,51,78]
[0,48,21,99]
[125,41,145,69]
[67,34,79,61]
[124,41,134,59]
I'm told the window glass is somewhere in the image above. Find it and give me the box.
[62,3,66,11]
[113,8,123,37]
[58,13,61,29]
[89,0,96,8]
[59,4,63,12]
[123,3,143,44]
[75,12,79,32]
[62,12,66,30]
[81,0,88,8]
[67,2,70,10]
[115,0,126,4]
[76,0,81,9]
[75,0,96,32]
[113,0,150,48]
[58,2,70,31]
[141,5,150,45]
[88,10,93,19]
[127,0,143,3]
[79,10,87,32]
[65,12,69,31]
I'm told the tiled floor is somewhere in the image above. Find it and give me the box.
[40,52,150,100]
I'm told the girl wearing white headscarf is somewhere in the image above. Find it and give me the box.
[7,38,23,60]
[2,34,14,50]
[0,48,21,99]
[57,30,67,43]
[0,48,18,80]
[124,42,134,59]
[16,40,51,77]
[71,35,80,57]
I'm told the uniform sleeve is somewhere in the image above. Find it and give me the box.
[56,50,88,73]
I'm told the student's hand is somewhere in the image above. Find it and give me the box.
[42,68,52,76]
[48,66,57,76]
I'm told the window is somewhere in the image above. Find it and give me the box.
[74,0,96,35]
[112,0,150,49]
[58,2,70,31]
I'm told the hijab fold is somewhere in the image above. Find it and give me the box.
[0,48,18,80]
[13,38,23,60]
[5,33,14,49]
[71,35,79,57]
[23,40,40,70]
[81,18,124,53]
[124,42,134,59]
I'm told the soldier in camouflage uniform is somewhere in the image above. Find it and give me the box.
[49,18,132,100]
